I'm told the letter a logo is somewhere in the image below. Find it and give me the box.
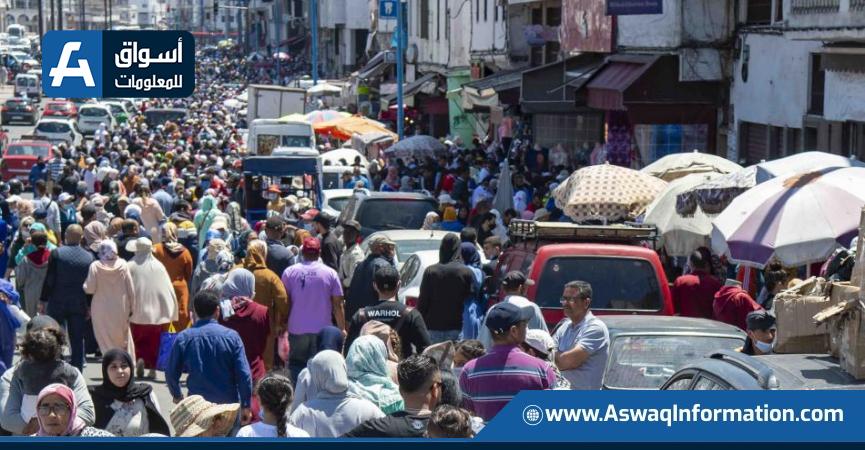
[49,42,95,87]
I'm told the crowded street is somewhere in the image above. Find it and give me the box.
[2,0,865,443]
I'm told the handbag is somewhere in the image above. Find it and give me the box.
[156,324,180,372]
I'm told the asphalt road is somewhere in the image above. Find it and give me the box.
[2,84,180,433]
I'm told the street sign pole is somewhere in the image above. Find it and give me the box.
[396,0,404,140]
[275,0,281,84]
[312,0,319,85]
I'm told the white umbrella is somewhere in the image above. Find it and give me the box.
[644,173,720,257]
[712,167,865,268]
[493,161,514,213]
[307,83,343,96]
[755,151,865,183]
[641,150,743,182]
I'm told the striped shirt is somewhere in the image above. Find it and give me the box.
[48,157,65,181]
[459,344,556,421]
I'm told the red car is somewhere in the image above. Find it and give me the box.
[0,140,52,183]
[495,220,674,327]
[43,100,78,118]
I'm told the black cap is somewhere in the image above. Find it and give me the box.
[374,265,400,291]
[33,209,48,220]
[343,220,361,233]
[485,302,533,334]
[265,215,285,230]
[502,270,535,289]
[746,310,776,331]
[313,211,334,228]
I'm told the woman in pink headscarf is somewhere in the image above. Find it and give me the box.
[33,384,114,437]
[380,166,400,192]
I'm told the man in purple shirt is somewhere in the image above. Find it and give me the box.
[281,237,346,382]
[459,303,556,421]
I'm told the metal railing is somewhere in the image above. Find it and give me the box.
[851,0,865,11]
[790,0,841,14]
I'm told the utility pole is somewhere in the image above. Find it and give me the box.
[49,0,54,31]
[311,0,318,84]
[37,0,44,43]
[274,0,281,83]
[396,0,404,139]
[57,0,63,30]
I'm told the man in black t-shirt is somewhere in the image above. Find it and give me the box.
[313,211,342,271]
[343,355,441,438]
[346,265,431,357]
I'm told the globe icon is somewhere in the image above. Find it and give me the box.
[523,405,543,426]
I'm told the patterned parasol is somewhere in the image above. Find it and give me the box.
[554,163,668,223]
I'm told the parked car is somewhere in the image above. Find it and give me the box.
[598,316,745,390]
[76,104,115,134]
[337,191,438,238]
[398,250,439,307]
[322,164,372,190]
[1,97,36,124]
[34,118,84,146]
[497,220,674,327]
[661,351,865,390]
[0,139,51,182]
[101,101,130,124]
[42,100,77,119]
[322,188,354,218]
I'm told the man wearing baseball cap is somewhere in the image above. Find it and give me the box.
[458,302,556,421]
[742,310,776,356]
[281,236,345,382]
[477,271,548,350]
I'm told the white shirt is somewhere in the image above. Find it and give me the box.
[236,421,310,438]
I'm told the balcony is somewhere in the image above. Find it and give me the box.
[786,0,865,39]
[791,0,840,14]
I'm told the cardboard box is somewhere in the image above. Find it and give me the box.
[773,277,837,354]
[815,299,865,380]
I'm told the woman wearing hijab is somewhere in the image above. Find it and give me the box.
[345,336,404,414]
[379,167,400,192]
[14,223,57,267]
[127,238,178,379]
[83,221,108,258]
[513,191,528,213]
[0,279,22,370]
[4,216,33,279]
[193,195,221,251]
[190,238,229,296]
[132,186,165,243]
[420,211,440,231]
[88,349,169,436]
[218,269,270,383]
[241,240,288,371]
[439,207,462,232]
[32,384,112,437]
[153,223,194,330]
[83,240,136,359]
[194,248,234,296]
[288,350,384,437]
[459,243,485,340]
[14,230,51,318]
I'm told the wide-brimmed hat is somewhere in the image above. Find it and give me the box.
[170,395,240,438]
[124,237,153,254]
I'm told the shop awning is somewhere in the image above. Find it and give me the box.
[820,47,865,73]
[520,53,605,114]
[460,67,527,111]
[357,51,392,80]
[586,54,658,111]
[382,73,440,104]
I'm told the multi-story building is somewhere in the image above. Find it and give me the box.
[730,0,865,164]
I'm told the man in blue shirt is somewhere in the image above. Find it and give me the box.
[167,290,253,424]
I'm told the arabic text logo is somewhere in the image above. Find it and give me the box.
[48,42,95,87]
[523,405,544,426]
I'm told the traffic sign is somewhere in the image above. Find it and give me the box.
[380,0,397,19]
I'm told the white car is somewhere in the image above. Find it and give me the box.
[34,118,84,146]
[322,188,354,218]
[100,101,130,124]
[76,104,116,134]
[398,250,440,306]
[361,229,488,269]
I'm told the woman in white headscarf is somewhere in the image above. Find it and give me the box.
[190,238,230,296]
[83,240,136,359]
[513,191,528,213]
[127,237,178,379]
[288,350,384,437]
[420,211,440,231]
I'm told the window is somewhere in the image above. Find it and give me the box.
[399,255,421,287]
[495,3,499,21]
[805,126,818,149]
[809,54,825,116]
[664,376,694,390]
[334,27,341,55]
[484,0,487,21]
[476,0,480,22]
[544,41,560,64]
[546,6,561,26]
[531,6,542,25]
[357,199,436,232]
[437,0,441,41]
[791,0,840,14]
[534,256,663,311]
[774,0,784,21]
[633,124,710,164]
[746,0,772,24]
[421,0,429,38]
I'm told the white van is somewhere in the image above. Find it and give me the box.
[6,25,24,39]
[13,73,39,101]
[248,119,315,156]
[76,104,116,134]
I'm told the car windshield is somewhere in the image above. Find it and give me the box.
[282,135,311,148]
[36,122,70,133]
[106,104,123,114]
[144,110,186,126]
[605,335,744,389]
[327,197,350,213]
[16,77,35,86]
[323,173,341,189]
[392,239,443,262]
[356,199,435,232]
[5,100,24,107]
[535,256,663,311]
[7,144,48,157]
[79,107,107,117]
[47,103,68,110]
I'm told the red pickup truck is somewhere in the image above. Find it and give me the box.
[496,220,674,327]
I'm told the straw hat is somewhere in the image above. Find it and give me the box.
[170,395,240,437]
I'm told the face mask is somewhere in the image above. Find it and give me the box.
[302,223,314,232]
[754,339,774,354]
